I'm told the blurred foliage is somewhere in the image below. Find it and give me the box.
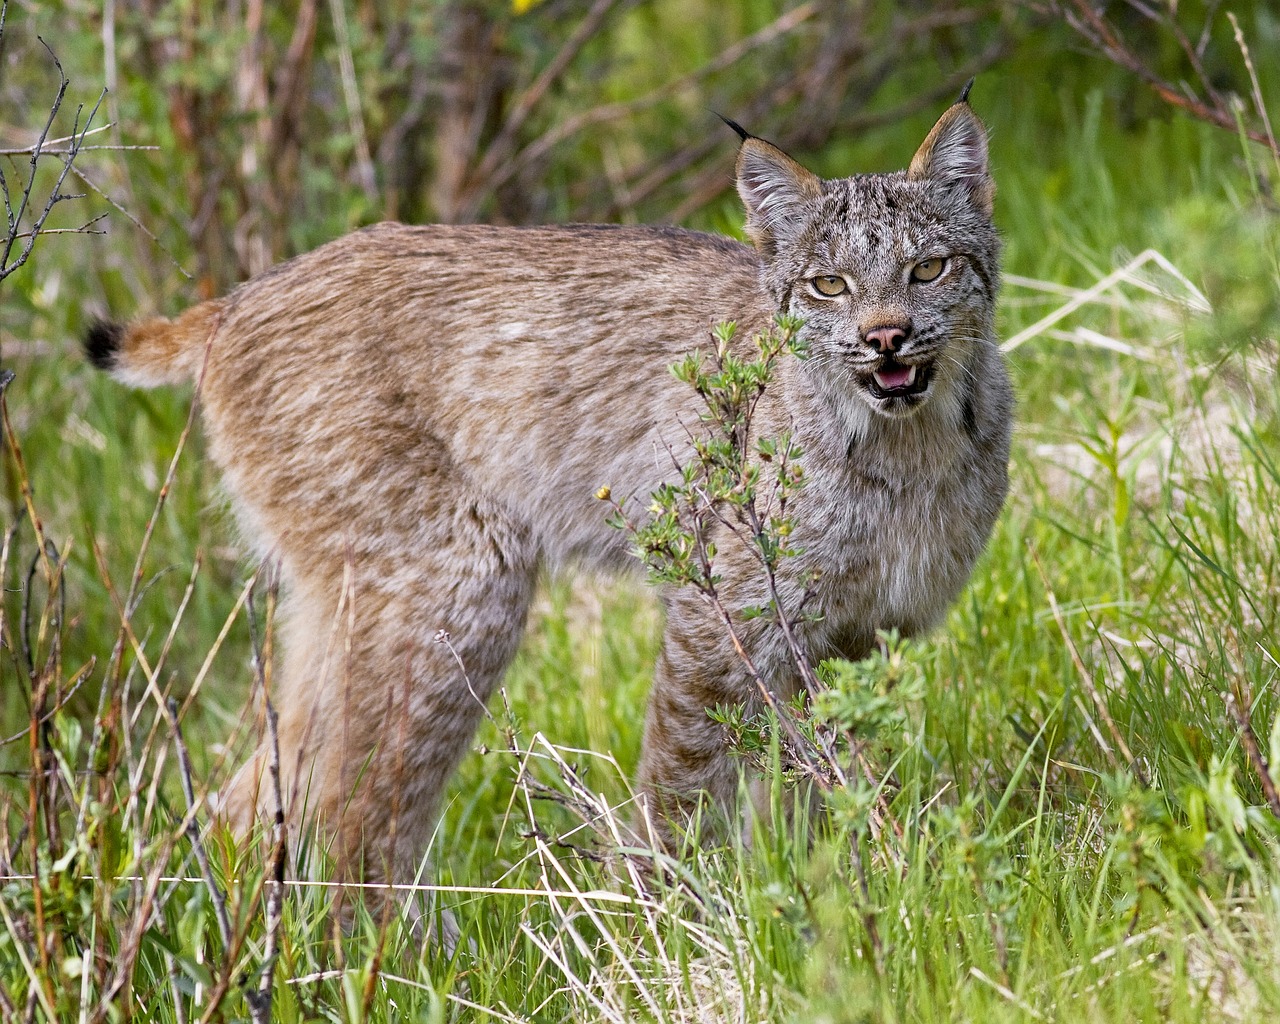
[0,1,1272,309]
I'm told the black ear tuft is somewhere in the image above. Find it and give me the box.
[84,319,124,371]
[715,113,752,142]
[907,102,993,216]
[957,77,975,105]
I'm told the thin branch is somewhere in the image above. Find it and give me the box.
[67,164,192,279]
[1059,0,1279,158]
[0,119,115,151]
[0,657,96,747]
[661,46,1003,223]
[0,144,158,155]
[268,0,320,157]
[0,36,70,268]
[0,55,105,282]
[495,1,818,194]
[166,697,233,950]
[460,0,626,217]
[0,37,68,273]
[10,211,108,238]
[1224,688,1280,820]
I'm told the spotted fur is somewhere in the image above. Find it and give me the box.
[86,100,1012,885]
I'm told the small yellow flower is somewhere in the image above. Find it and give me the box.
[595,485,611,501]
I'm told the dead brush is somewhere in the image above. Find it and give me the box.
[474,692,786,1024]
[0,321,299,1022]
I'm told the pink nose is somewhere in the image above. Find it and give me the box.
[863,325,909,352]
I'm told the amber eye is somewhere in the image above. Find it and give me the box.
[812,275,848,297]
[911,258,946,283]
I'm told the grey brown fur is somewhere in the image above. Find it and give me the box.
[88,100,1012,894]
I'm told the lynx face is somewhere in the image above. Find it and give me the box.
[734,104,998,422]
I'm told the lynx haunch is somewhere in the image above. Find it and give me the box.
[87,96,1012,896]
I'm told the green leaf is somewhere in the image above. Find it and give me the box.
[1113,476,1130,528]
[1207,755,1248,834]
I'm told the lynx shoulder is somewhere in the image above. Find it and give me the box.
[86,97,1012,892]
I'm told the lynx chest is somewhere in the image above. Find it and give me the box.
[795,439,1003,661]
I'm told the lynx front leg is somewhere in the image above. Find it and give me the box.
[636,593,770,850]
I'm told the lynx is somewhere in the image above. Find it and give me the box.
[86,95,1012,897]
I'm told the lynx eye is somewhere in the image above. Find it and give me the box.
[811,275,848,297]
[910,258,946,283]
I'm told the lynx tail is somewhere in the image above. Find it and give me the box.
[82,300,225,387]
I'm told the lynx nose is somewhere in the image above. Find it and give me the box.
[863,323,911,353]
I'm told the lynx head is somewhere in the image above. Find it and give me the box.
[732,95,999,423]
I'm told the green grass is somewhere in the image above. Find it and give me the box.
[4,14,1280,1023]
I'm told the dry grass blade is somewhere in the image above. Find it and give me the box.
[969,966,1047,1021]
[166,697,233,949]
[244,578,287,1023]
[1030,544,1146,786]
[1002,249,1211,354]
[325,0,376,203]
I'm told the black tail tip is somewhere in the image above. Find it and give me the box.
[83,318,124,371]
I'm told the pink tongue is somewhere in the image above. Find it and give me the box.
[877,365,913,389]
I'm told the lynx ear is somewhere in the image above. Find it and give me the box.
[734,135,822,251]
[907,101,993,217]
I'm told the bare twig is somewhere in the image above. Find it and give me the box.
[270,0,320,156]
[494,1,818,194]
[0,657,95,747]
[167,697,233,949]
[0,35,106,282]
[0,144,157,155]
[11,211,108,238]
[458,0,626,218]
[660,46,1004,223]
[60,163,194,279]
[1223,688,1280,820]
[0,120,123,152]
[1057,0,1279,159]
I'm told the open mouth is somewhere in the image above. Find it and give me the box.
[865,357,932,400]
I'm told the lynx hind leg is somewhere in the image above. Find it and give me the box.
[218,586,346,845]
[221,497,538,931]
